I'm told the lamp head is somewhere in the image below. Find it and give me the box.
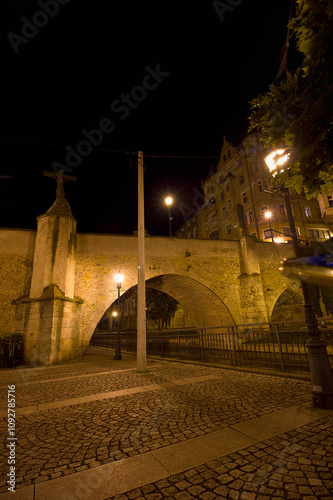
[264,211,272,219]
[165,196,173,206]
[265,149,290,173]
[114,272,124,288]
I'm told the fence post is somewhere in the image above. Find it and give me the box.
[231,327,237,366]
[275,324,285,372]
[200,329,205,361]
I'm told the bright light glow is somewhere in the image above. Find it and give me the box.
[114,272,124,284]
[265,149,290,172]
[112,311,118,317]
[165,196,173,206]
[264,211,272,219]
[275,238,283,244]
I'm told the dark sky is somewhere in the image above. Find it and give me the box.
[1,0,293,236]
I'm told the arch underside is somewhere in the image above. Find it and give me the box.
[271,287,305,322]
[146,274,234,327]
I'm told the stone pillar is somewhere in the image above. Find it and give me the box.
[238,236,268,323]
[22,173,83,365]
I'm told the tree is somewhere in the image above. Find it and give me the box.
[249,0,333,199]
[146,288,179,330]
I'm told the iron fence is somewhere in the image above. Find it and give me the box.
[90,319,333,373]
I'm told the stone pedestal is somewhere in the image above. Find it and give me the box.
[21,172,83,365]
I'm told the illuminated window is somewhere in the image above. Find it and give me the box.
[305,206,312,217]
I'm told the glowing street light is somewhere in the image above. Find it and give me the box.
[265,148,290,174]
[114,272,123,360]
[264,210,274,243]
[165,196,173,236]
[264,149,333,408]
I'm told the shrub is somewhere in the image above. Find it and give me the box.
[0,333,24,368]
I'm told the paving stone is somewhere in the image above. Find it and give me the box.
[1,348,333,500]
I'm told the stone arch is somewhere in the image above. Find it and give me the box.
[271,287,305,322]
[93,273,235,338]
[145,274,234,327]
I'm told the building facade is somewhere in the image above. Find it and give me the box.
[176,132,333,244]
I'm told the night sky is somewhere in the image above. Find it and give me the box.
[1,0,294,236]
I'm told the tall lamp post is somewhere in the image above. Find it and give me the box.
[265,149,333,408]
[264,210,274,243]
[165,196,173,236]
[114,272,124,360]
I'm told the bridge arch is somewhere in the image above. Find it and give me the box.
[145,274,235,327]
[93,273,235,339]
[270,286,305,322]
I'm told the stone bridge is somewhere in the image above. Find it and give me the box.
[0,183,304,365]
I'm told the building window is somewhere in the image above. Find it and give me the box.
[305,206,312,218]
[222,207,226,218]
[258,180,262,193]
[283,226,301,237]
[226,181,229,192]
[328,195,333,207]
[252,145,256,153]
[227,167,232,175]
[237,159,242,167]
[280,204,285,216]
[227,199,232,210]
[242,192,248,205]
[239,175,244,186]
[226,224,232,236]
[220,190,224,200]
[193,227,197,238]
[263,229,274,240]
[209,230,219,239]
[308,228,331,239]
[248,210,255,223]
[264,179,269,191]
[219,175,223,184]
[261,205,268,217]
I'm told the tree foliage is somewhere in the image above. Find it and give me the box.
[146,288,179,330]
[249,0,333,198]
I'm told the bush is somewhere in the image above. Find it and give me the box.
[0,333,24,368]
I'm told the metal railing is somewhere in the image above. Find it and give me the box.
[90,319,333,373]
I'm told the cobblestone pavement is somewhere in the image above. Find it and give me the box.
[1,347,332,499]
[109,417,333,500]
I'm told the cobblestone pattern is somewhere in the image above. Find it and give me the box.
[0,359,310,493]
[108,416,333,500]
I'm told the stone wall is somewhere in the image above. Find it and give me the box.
[0,229,36,335]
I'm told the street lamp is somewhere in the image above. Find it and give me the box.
[265,149,333,408]
[114,272,124,360]
[264,210,274,243]
[165,196,173,236]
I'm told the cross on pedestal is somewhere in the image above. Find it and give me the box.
[44,169,77,200]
